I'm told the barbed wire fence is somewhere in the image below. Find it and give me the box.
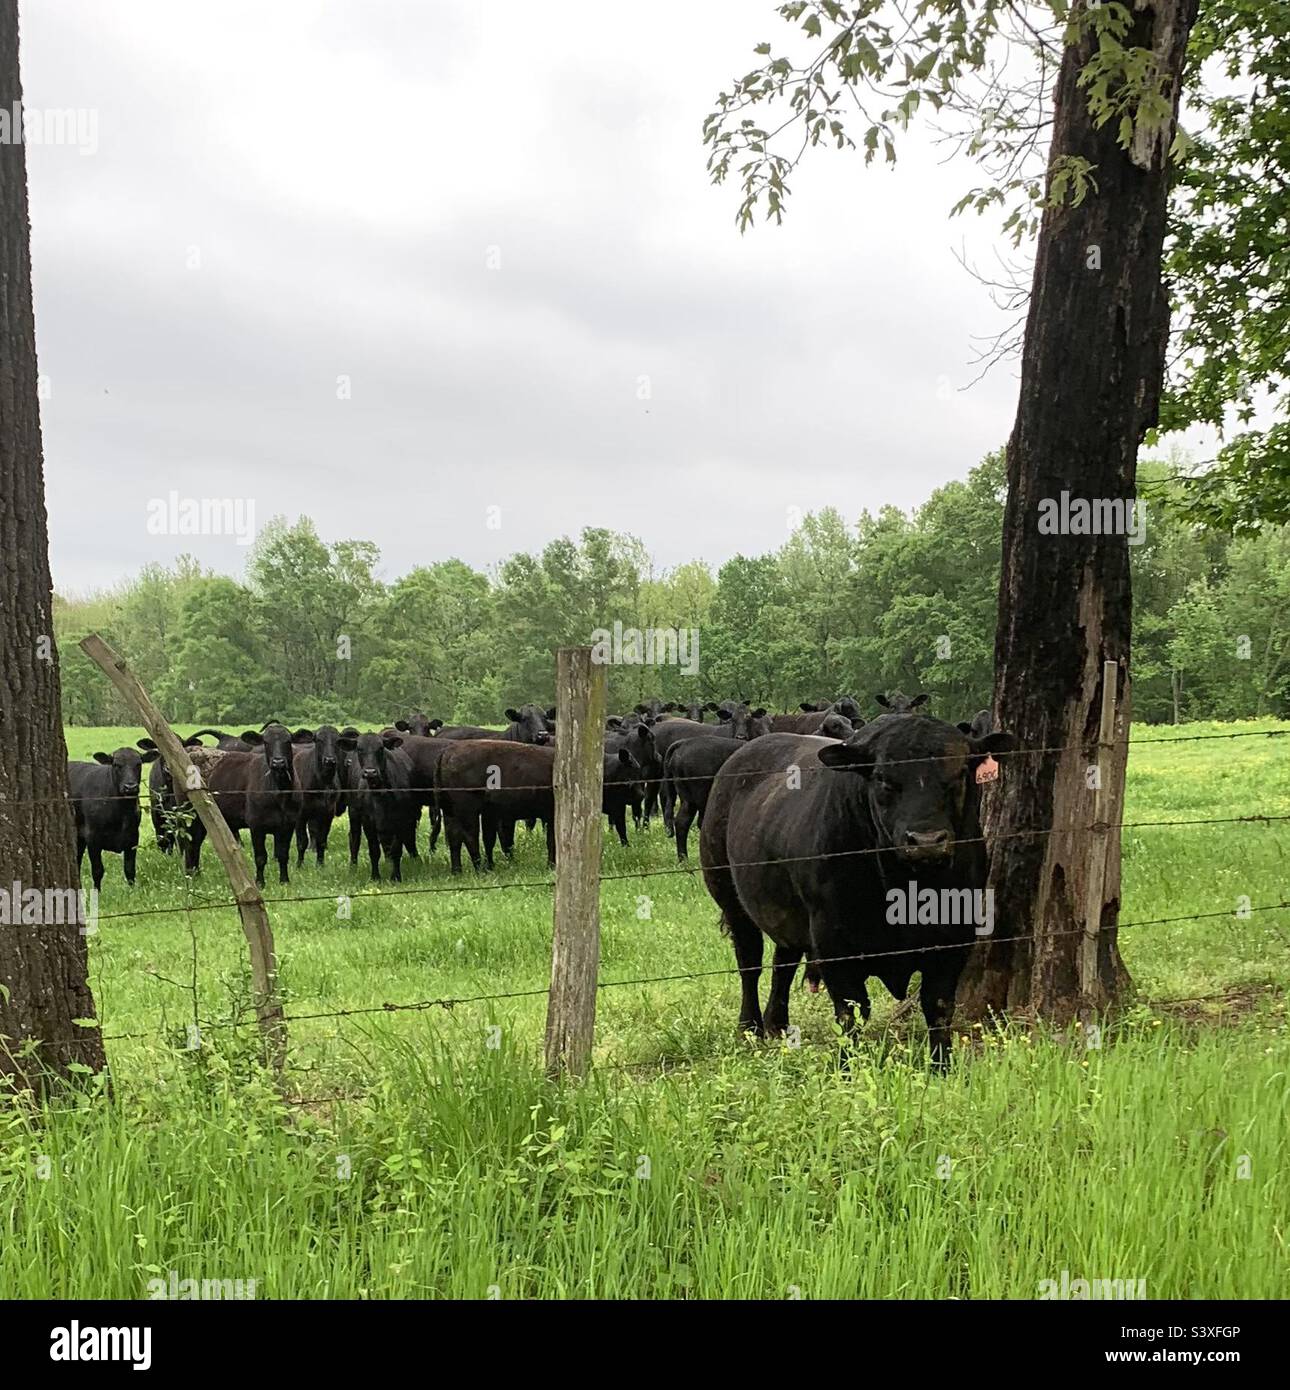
[43,635,1288,1087]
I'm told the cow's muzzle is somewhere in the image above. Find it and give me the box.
[898,829,953,863]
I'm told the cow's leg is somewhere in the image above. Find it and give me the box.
[315,814,331,866]
[763,944,803,1039]
[429,804,441,853]
[366,825,382,880]
[250,828,269,888]
[386,835,403,884]
[498,816,515,860]
[123,844,138,886]
[274,830,291,884]
[642,782,658,829]
[88,845,106,893]
[919,958,964,1074]
[631,799,642,830]
[76,837,86,871]
[673,800,695,861]
[444,813,464,875]
[722,906,764,1036]
[184,821,204,876]
[295,816,308,866]
[544,816,556,868]
[481,811,498,871]
[611,804,628,847]
[348,813,362,866]
[403,808,419,858]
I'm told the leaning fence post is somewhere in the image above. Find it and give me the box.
[78,633,286,1073]
[1078,658,1120,1016]
[544,646,605,1079]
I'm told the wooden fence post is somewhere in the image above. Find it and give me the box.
[78,633,286,1072]
[1079,659,1120,1017]
[544,646,605,1079]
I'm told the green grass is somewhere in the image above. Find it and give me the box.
[2,719,1286,1299]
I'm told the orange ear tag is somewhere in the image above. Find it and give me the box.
[975,755,999,785]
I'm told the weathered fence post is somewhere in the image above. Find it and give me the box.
[544,646,605,1079]
[78,633,286,1072]
[1079,659,1120,1017]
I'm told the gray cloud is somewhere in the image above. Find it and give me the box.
[23,0,1028,594]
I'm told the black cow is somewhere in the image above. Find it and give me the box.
[189,728,255,751]
[181,723,314,886]
[661,735,743,860]
[434,740,556,872]
[602,747,643,846]
[293,725,344,866]
[394,713,444,737]
[770,708,860,735]
[875,691,930,714]
[339,732,419,881]
[68,745,159,889]
[650,708,772,830]
[389,733,455,853]
[142,735,203,852]
[434,705,554,745]
[699,714,1015,1070]
[604,723,663,828]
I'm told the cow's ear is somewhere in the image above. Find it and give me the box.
[382,735,403,749]
[545,707,557,722]
[606,717,622,729]
[661,702,677,712]
[970,730,1016,762]
[240,730,264,745]
[617,747,635,766]
[633,704,649,715]
[818,733,877,772]
[875,693,891,709]
[716,708,733,722]
[429,718,443,731]
[292,728,315,743]
[137,737,157,750]
[751,708,767,719]
[704,702,720,712]
[139,748,160,763]
[910,693,930,709]
[799,701,815,712]
[504,708,521,723]
[182,735,204,747]
[93,751,113,764]
[394,720,411,732]
[956,721,973,734]
[634,725,652,743]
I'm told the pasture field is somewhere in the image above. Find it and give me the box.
[2,720,1287,1299]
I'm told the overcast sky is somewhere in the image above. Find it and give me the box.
[20,1,1116,594]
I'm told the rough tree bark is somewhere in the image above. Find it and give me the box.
[957,0,1199,1023]
[0,0,107,1093]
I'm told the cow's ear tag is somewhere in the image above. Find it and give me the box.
[975,755,999,785]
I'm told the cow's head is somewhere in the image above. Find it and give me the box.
[800,699,831,712]
[818,715,1016,866]
[337,731,403,787]
[395,712,442,737]
[95,746,154,797]
[875,691,930,715]
[504,704,554,744]
[819,713,857,741]
[718,703,771,740]
[626,722,662,777]
[310,725,342,782]
[831,696,863,722]
[136,735,199,793]
[957,709,995,740]
[605,746,641,783]
[242,722,310,787]
[683,701,718,722]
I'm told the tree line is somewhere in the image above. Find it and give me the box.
[55,451,1289,729]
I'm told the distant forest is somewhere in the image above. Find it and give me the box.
[55,453,1289,728]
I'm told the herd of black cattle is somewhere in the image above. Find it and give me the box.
[67,691,1015,1067]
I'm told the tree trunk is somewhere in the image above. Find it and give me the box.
[1171,667,1182,725]
[0,0,107,1093]
[957,0,1198,1024]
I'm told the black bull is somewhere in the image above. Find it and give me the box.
[698,714,1015,1070]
